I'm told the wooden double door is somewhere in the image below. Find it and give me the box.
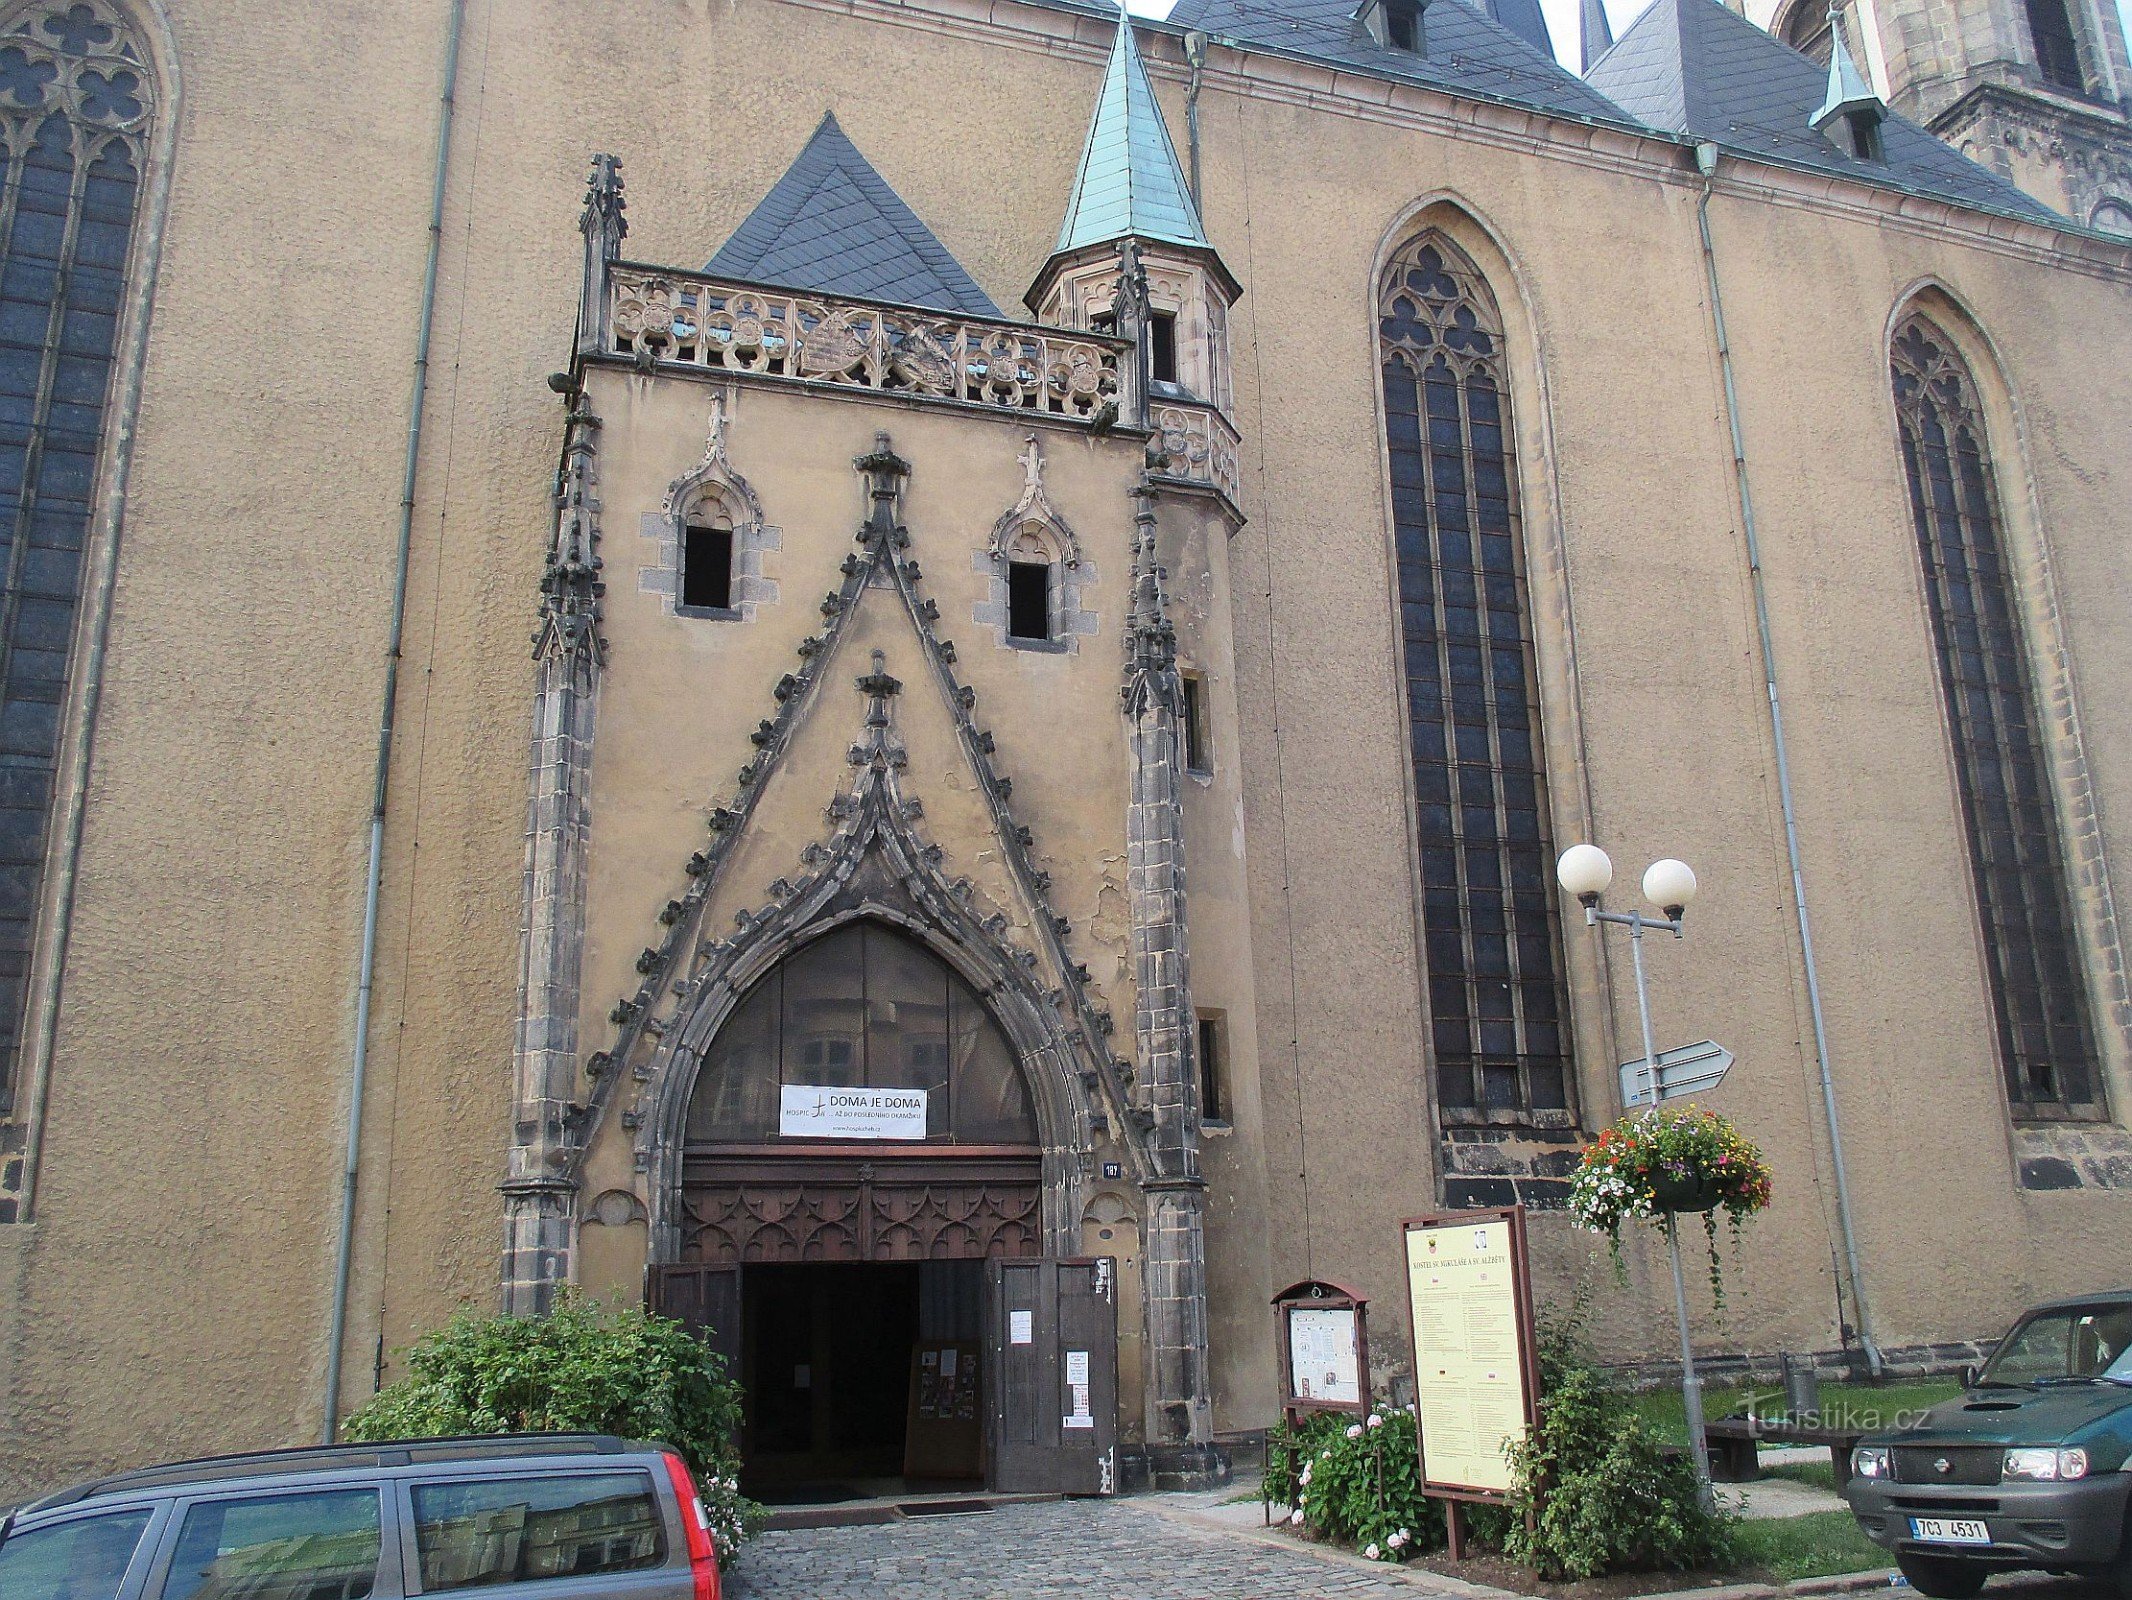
[651,1151,1116,1496]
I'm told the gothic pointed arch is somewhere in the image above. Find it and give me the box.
[1375,225,1576,1129]
[0,0,175,1220]
[628,654,1099,1260]
[1890,306,2105,1120]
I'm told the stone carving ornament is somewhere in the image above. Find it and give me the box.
[988,432,1082,567]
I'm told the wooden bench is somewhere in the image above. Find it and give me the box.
[1702,1416,1862,1486]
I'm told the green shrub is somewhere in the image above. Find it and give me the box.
[1268,1409,1444,1561]
[341,1294,763,1554]
[1502,1316,1735,1580]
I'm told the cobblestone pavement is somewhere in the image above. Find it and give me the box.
[722,1495,1468,1599]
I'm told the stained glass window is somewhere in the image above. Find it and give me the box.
[1892,315,2102,1120]
[0,2,149,1114]
[1378,234,1573,1125]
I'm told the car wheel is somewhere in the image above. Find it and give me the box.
[1896,1552,1988,1598]
[2103,1510,2132,1600]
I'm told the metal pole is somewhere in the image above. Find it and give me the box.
[1629,913,1713,1507]
[1665,1213,1715,1507]
[1628,916,1658,1105]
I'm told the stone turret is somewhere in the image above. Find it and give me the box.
[1027,5,1240,429]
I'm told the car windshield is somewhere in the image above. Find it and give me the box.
[1979,1303,2132,1385]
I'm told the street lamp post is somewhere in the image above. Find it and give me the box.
[1556,844,1715,1508]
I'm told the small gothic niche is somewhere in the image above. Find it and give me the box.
[976,434,1098,652]
[644,391,781,620]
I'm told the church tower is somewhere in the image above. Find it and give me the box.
[1753,0,2132,230]
[1026,7,1242,432]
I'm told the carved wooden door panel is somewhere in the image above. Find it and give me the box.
[986,1257,1118,1495]
[650,1262,742,1371]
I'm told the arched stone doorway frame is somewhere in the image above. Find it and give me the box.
[632,735,1103,1265]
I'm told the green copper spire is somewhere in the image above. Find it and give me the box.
[1055,5,1208,254]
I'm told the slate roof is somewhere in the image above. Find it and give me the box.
[706,113,1002,316]
[1056,9,1210,252]
[1478,0,1556,60]
[1585,0,2056,220]
[1165,0,1629,126]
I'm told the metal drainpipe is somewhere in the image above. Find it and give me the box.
[1183,30,1208,207]
[1693,143,1883,1378]
[322,0,468,1444]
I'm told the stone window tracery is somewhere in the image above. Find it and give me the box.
[1892,314,2102,1121]
[1377,232,1574,1127]
[0,0,149,1115]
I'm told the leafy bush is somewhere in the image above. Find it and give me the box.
[1268,1409,1444,1561]
[1502,1315,1735,1580]
[341,1295,763,1554]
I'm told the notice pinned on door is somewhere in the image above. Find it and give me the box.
[778,1084,927,1140]
[1009,1309,1034,1345]
[1064,1349,1094,1429]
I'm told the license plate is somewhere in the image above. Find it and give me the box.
[1910,1518,1990,1546]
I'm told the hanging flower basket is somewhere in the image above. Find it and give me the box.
[1568,1105,1773,1307]
[1647,1168,1723,1214]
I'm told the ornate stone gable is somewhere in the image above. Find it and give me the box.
[536,432,1166,1266]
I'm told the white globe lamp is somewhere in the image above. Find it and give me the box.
[1643,858,1698,920]
[1555,844,1613,904]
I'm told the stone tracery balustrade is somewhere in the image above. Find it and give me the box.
[1148,402,1243,506]
[604,265,1243,508]
[609,265,1122,419]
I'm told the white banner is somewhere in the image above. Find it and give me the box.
[778,1084,928,1140]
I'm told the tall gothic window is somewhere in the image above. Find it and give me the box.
[0,2,148,1114]
[1378,233,1573,1125]
[1892,316,2102,1120]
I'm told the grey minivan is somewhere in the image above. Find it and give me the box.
[0,1434,721,1600]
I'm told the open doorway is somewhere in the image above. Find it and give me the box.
[739,1259,985,1501]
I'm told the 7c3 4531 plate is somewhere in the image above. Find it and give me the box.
[1910,1518,1991,1545]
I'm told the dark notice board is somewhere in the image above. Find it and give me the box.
[905,1339,983,1479]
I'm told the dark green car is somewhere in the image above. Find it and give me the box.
[1844,1293,2132,1598]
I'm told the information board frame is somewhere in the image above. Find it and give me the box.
[1401,1204,1541,1508]
[1270,1278,1371,1420]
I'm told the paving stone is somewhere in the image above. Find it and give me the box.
[723,1495,1473,1599]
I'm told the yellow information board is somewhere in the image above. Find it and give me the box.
[1403,1208,1537,1497]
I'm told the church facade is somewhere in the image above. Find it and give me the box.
[1,0,2130,1497]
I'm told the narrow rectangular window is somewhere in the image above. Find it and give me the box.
[2025,0,2085,89]
[681,523,735,611]
[1197,1013,1224,1123]
[1181,673,1211,772]
[1007,560,1050,641]
[1149,312,1179,386]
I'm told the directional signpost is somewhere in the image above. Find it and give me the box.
[1618,1039,1734,1109]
